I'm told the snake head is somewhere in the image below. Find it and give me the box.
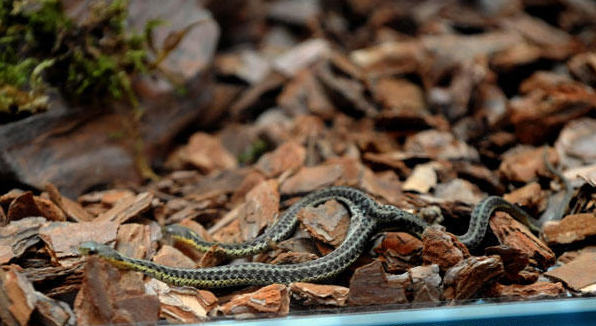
[79,241,120,259]
[163,224,201,241]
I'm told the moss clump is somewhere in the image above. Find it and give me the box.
[0,58,49,114]
[0,0,153,118]
[238,139,269,164]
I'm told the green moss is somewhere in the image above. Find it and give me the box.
[0,56,53,113]
[0,0,154,116]
[238,139,269,164]
[0,84,48,113]
[0,58,38,88]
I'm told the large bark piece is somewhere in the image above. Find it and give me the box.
[0,0,219,198]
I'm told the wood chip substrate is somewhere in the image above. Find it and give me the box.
[1,0,596,325]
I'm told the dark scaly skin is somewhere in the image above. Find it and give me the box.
[80,186,537,288]
[164,187,426,257]
[458,196,537,249]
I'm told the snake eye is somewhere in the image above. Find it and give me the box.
[163,225,178,235]
[79,241,100,255]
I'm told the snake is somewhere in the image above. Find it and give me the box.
[79,186,539,288]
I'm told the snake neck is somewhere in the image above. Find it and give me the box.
[456,196,536,248]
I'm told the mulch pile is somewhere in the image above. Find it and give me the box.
[1,0,596,324]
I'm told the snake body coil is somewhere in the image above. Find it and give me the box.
[79,186,536,288]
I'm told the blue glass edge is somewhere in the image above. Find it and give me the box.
[194,297,596,326]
